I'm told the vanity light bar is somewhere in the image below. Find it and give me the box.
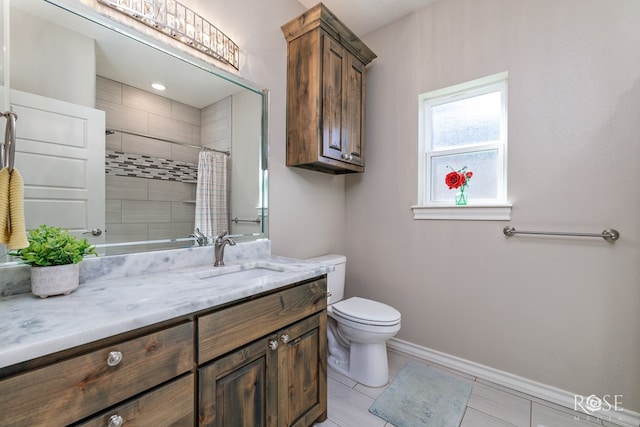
[97,0,240,70]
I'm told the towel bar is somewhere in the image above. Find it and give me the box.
[503,226,620,242]
[2,111,17,172]
[231,217,261,224]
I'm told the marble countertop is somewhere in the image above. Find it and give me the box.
[0,250,331,370]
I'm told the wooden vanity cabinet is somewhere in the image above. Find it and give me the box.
[76,374,195,427]
[198,278,328,427]
[0,322,194,427]
[282,3,376,174]
[199,334,277,426]
[276,313,327,427]
[0,276,327,427]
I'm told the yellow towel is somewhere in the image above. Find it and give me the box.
[0,167,8,243]
[8,168,28,249]
[0,166,29,249]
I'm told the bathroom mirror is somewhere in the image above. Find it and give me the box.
[0,0,268,262]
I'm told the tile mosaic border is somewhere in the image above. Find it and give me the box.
[105,150,198,182]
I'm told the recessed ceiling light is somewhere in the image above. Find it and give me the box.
[151,82,166,91]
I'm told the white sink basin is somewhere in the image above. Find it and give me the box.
[195,266,285,285]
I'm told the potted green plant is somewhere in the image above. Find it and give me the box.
[10,225,97,298]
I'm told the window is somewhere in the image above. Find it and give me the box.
[413,72,512,220]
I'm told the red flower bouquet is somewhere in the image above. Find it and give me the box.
[445,166,473,205]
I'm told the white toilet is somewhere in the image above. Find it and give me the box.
[308,254,401,387]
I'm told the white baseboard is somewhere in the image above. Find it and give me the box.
[388,338,640,427]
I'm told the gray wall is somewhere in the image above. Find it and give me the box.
[231,90,264,235]
[10,6,95,107]
[348,0,640,411]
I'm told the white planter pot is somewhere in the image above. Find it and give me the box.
[30,264,80,298]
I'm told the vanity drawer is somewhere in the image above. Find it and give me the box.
[76,374,194,427]
[198,277,327,363]
[0,322,193,427]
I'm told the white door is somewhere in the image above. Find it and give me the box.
[10,88,105,245]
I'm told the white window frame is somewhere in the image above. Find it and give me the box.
[413,72,512,221]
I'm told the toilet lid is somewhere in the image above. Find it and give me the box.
[332,297,401,326]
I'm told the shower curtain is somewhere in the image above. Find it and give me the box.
[194,150,229,242]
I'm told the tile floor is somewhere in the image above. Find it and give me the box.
[315,348,622,427]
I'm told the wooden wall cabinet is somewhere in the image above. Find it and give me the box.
[282,3,376,174]
[0,277,327,427]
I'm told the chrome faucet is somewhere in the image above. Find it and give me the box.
[189,227,207,247]
[214,231,236,266]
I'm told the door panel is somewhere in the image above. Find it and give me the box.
[278,314,327,427]
[10,88,105,244]
[199,337,277,427]
[322,35,345,161]
[344,55,365,166]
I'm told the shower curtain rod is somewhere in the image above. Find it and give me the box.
[105,128,231,156]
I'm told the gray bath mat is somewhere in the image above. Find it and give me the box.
[369,361,472,427]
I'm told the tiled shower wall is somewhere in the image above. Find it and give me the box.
[97,76,203,252]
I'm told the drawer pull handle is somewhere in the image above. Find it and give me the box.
[108,414,124,427]
[281,334,290,344]
[268,340,278,351]
[107,351,123,367]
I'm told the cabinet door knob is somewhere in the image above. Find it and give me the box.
[268,340,279,351]
[108,414,124,427]
[280,334,290,344]
[107,351,123,367]
[341,153,349,160]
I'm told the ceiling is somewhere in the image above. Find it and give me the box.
[298,0,441,36]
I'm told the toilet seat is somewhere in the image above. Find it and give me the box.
[332,297,401,326]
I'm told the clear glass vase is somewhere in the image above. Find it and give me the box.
[455,189,467,205]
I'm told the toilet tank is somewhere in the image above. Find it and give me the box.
[307,254,346,304]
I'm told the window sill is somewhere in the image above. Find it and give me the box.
[411,203,512,221]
